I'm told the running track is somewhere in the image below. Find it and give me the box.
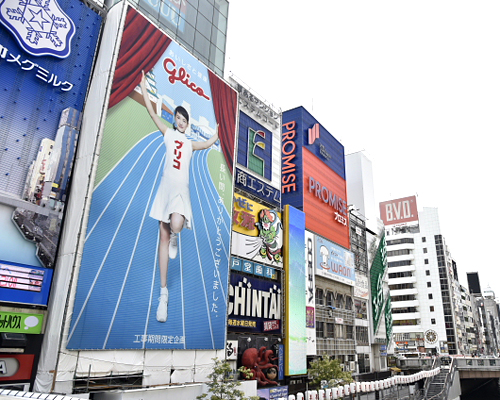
[67,131,231,350]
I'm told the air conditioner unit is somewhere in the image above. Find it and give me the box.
[349,361,356,371]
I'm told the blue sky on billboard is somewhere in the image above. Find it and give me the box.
[226,1,500,289]
[152,41,216,129]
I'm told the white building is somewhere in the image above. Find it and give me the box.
[345,151,389,373]
[382,201,459,355]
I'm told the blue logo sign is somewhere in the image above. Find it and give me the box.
[0,0,75,58]
[237,111,272,181]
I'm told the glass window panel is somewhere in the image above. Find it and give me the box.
[194,31,210,63]
[212,25,226,52]
[196,14,212,40]
[138,0,161,23]
[198,0,214,21]
[176,20,195,49]
[215,12,226,34]
[183,1,198,26]
[157,0,181,33]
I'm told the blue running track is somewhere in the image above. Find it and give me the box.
[67,131,231,350]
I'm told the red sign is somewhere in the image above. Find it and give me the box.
[0,354,34,381]
[303,149,350,249]
[379,196,418,226]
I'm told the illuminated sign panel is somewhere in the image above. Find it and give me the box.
[232,193,283,268]
[284,205,306,376]
[228,273,281,334]
[0,261,53,306]
[234,167,281,208]
[303,149,350,249]
[315,235,355,286]
[0,310,44,334]
[371,234,388,332]
[233,80,282,205]
[305,230,316,356]
[237,112,273,181]
[282,107,349,249]
[0,354,35,381]
[0,0,101,305]
[379,195,418,226]
[67,7,237,350]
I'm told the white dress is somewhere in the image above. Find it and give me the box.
[149,128,193,229]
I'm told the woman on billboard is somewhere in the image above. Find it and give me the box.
[140,71,219,322]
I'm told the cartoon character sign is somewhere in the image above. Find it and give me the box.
[232,194,283,268]
[255,209,282,263]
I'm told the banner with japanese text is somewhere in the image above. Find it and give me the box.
[0,0,101,305]
[232,193,283,268]
[67,7,237,350]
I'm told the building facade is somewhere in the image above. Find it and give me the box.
[382,201,460,355]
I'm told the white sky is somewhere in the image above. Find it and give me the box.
[225,1,500,293]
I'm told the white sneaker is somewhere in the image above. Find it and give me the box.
[156,287,168,322]
[169,232,178,259]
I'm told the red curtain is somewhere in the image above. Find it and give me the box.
[108,8,171,109]
[208,70,237,174]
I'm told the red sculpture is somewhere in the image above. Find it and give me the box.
[241,346,278,386]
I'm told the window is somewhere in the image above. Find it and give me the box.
[315,288,324,305]
[430,306,435,312]
[336,295,344,309]
[345,296,353,310]
[431,319,436,325]
[346,325,354,339]
[425,259,429,264]
[428,294,433,299]
[422,237,426,242]
[326,323,335,338]
[423,248,428,253]
[427,282,432,288]
[326,291,334,307]
[316,321,324,337]
[426,270,430,276]
[387,249,413,257]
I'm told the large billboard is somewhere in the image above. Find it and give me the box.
[233,80,281,207]
[304,149,349,248]
[232,193,283,268]
[228,272,281,334]
[281,107,349,249]
[284,205,306,376]
[0,0,102,303]
[379,196,418,226]
[370,234,388,333]
[67,7,237,350]
[315,235,355,286]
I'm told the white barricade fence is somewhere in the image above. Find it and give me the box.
[278,367,442,400]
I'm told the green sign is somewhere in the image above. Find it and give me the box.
[385,297,393,345]
[370,234,387,333]
[0,311,43,334]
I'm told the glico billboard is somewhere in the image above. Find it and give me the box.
[281,107,349,249]
[0,0,101,305]
[67,7,237,350]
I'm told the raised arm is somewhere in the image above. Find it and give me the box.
[140,71,168,135]
[192,124,219,151]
